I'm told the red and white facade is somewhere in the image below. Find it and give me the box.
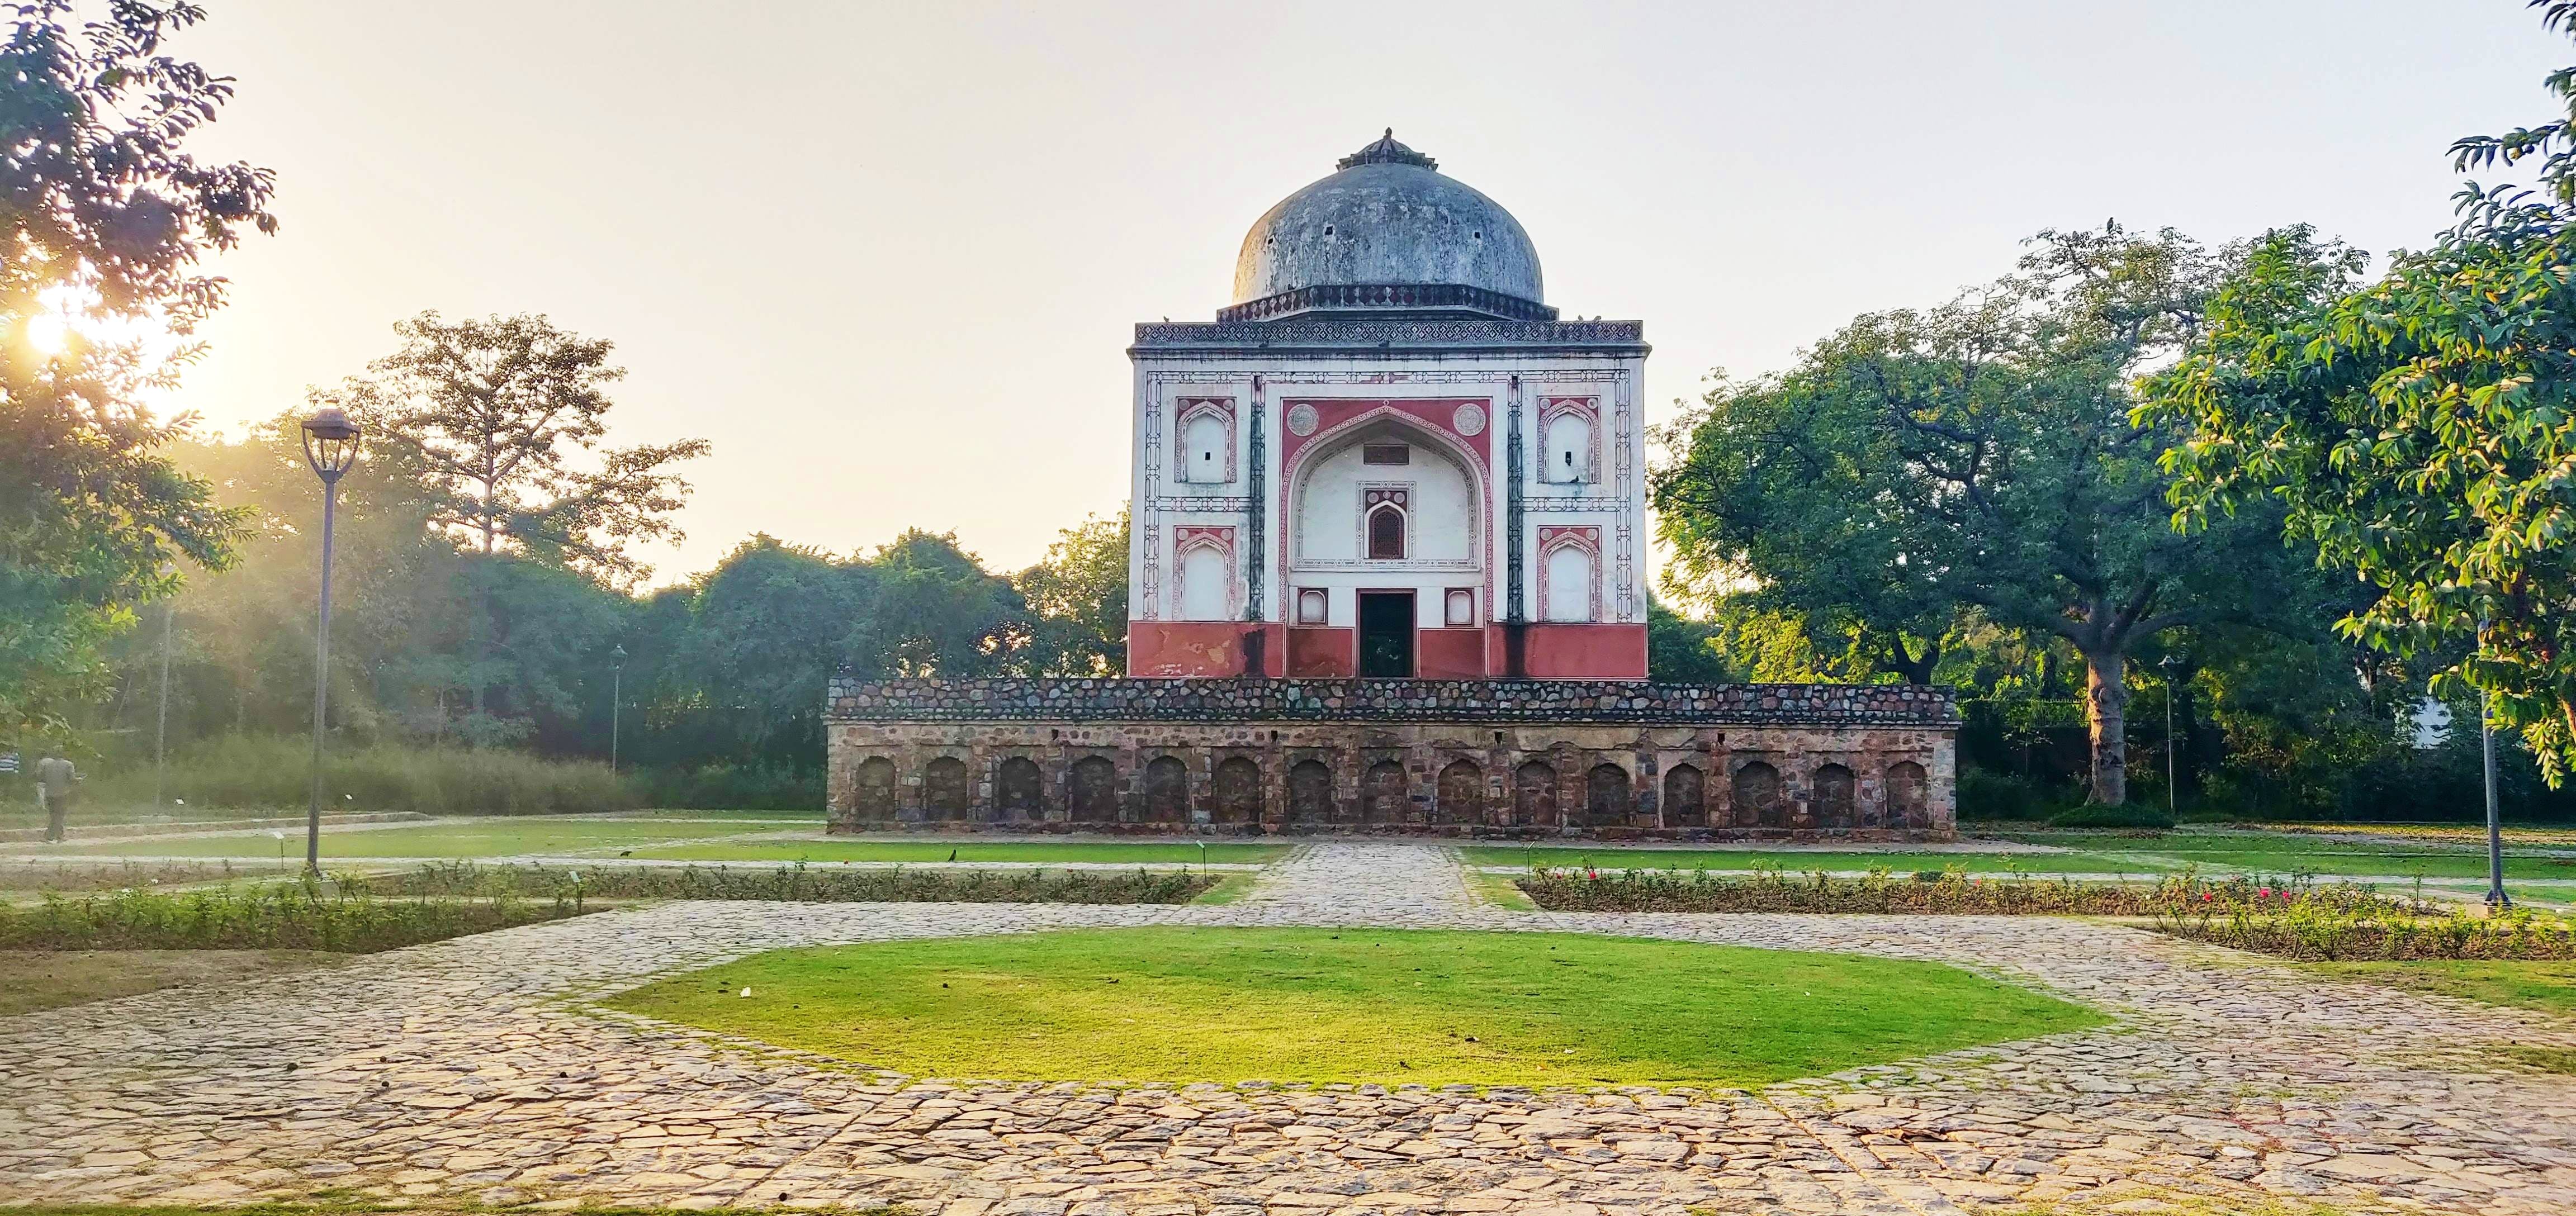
[1125,132,1650,681]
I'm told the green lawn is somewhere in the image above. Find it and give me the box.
[14,818,779,859]
[2304,958,2576,1017]
[2113,848,2576,880]
[1999,830,2576,880]
[1457,846,2166,874]
[605,927,2103,1087]
[623,839,1291,865]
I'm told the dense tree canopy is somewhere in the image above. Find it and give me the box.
[1016,511,1129,676]
[0,1,272,741]
[315,312,708,740]
[2143,2,2576,783]
[1655,226,2318,803]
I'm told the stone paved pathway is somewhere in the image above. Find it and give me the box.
[4,842,2575,1215]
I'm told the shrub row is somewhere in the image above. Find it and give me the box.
[376,861,1217,905]
[0,882,590,952]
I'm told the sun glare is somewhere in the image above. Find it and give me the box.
[25,308,69,354]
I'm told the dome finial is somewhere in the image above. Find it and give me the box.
[1338,129,1437,171]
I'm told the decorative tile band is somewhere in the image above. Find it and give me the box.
[825,677,1955,727]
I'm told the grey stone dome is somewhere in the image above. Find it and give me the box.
[1224,131,1551,323]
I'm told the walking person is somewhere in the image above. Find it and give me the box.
[35,753,76,843]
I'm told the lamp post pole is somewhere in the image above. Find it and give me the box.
[300,408,362,878]
[2159,654,2182,818]
[154,563,174,811]
[609,644,627,774]
[2483,687,2509,910]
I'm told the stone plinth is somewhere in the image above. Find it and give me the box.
[825,677,1957,839]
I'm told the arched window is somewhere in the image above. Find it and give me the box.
[1287,759,1334,824]
[1213,757,1262,825]
[1584,763,1631,827]
[1367,503,1405,560]
[1179,410,1229,483]
[1069,756,1117,821]
[1179,542,1229,620]
[1663,763,1705,828]
[1513,761,1558,826]
[1143,756,1189,823]
[1362,760,1410,824]
[923,757,969,820]
[853,757,897,822]
[1543,411,1591,483]
[1886,761,1929,829]
[1437,759,1485,824]
[1814,763,1857,829]
[997,757,1041,818]
[1734,761,1783,828]
[1543,543,1595,623]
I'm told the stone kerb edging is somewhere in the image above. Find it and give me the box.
[824,676,1957,727]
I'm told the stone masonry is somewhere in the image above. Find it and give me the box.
[825,678,1956,839]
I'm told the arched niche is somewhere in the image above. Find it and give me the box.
[1288,413,1483,573]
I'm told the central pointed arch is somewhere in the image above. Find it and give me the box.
[1284,406,1487,573]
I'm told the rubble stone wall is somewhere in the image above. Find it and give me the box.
[825,679,1957,839]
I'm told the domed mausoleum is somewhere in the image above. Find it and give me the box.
[1130,130,1651,681]
[823,133,1959,837]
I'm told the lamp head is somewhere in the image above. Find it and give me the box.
[611,643,628,664]
[300,407,362,480]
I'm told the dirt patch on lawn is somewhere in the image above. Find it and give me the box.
[0,948,353,1016]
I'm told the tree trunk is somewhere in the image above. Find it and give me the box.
[2084,648,2128,804]
[1882,635,1941,686]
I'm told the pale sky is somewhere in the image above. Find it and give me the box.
[168,1,2562,583]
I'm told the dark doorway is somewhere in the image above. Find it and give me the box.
[1357,591,1415,678]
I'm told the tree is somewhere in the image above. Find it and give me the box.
[324,311,708,737]
[2144,2,2576,784]
[1651,370,1957,686]
[1016,510,1129,675]
[0,1,272,740]
[1655,225,2312,803]
[1644,597,1737,683]
[654,535,868,772]
[852,529,1036,677]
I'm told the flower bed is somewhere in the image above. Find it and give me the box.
[2151,900,2576,961]
[374,861,1217,905]
[1517,866,2576,962]
[1515,866,2384,916]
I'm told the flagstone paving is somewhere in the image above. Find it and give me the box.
[4,842,2575,1215]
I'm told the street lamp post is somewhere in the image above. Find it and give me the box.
[609,643,627,775]
[299,407,361,878]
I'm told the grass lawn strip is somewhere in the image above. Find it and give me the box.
[2098,848,2576,880]
[605,927,2103,1088]
[0,948,354,1016]
[2000,828,2576,880]
[2300,958,2576,1017]
[623,839,1292,865]
[1457,846,2168,875]
[11,818,790,860]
